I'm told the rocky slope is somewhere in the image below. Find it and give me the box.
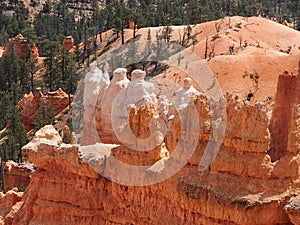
[129,16,300,102]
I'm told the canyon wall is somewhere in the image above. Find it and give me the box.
[11,82,300,224]
[4,161,34,193]
[0,191,23,225]
[269,74,300,161]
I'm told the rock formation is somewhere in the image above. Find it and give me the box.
[11,93,300,224]
[0,191,23,225]
[95,67,130,144]
[94,69,165,165]
[174,77,199,109]
[2,34,38,60]
[124,69,157,105]
[19,88,43,131]
[269,73,300,161]
[4,161,34,193]
[109,69,162,150]
[18,88,72,131]
[285,196,300,224]
[63,36,74,50]
[80,61,109,145]
[45,88,72,113]
[5,62,300,224]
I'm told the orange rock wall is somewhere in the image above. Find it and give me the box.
[269,74,300,161]
[4,161,34,192]
[0,191,23,225]
[12,91,300,225]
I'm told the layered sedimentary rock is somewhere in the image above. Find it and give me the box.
[8,64,300,224]
[45,88,72,113]
[269,73,300,161]
[11,99,299,225]
[288,104,300,154]
[95,69,165,166]
[19,88,43,131]
[95,68,130,144]
[4,161,34,192]
[12,75,300,225]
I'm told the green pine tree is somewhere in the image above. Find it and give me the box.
[34,101,56,130]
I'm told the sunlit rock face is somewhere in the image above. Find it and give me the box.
[124,69,157,106]
[11,65,300,225]
[174,77,199,109]
[4,161,34,193]
[80,61,109,145]
[95,68,130,144]
[269,73,300,161]
[0,190,23,225]
[94,68,165,165]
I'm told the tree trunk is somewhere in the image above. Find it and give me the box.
[30,72,34,92]
[49,46,53,91]
[204,36,208,59]
[133,19,136,38]
[121,18,125,44]
[1,161,5,193]
[18,145,22,163]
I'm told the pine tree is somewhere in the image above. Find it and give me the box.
[0,93,10,129]
[60,48,79,105]
[1,48,29,105]
[34,101,55,130]
[0,105,28,163]
[44,40,59,91]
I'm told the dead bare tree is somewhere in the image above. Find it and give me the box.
[228,17,232,29]
[204,36,208,59]
[209,40,216,59]
[239,35,242,48]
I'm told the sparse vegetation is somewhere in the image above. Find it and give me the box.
[34,101,55,130]
[235,22,242,29]
[211,34,220,41]
[243,70,260,91]
[280,46,292,54]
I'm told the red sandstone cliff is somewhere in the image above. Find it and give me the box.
[0,191,23,225]
[9,71,300,224]
[4,161,34,193]
[269,73,300,161]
